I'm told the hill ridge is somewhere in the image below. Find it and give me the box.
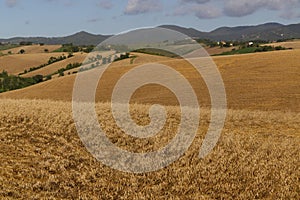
[1,22,300,45]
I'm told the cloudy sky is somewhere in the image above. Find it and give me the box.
[1,0,300,38]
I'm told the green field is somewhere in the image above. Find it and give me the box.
[214,45,288,56]
[0,44,20,51]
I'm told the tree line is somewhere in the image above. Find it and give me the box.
[0,71,43,93]
[19,54,73,75]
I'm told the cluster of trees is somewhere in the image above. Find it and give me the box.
[196,39,274,48]
[56,62,82,77]
[198,37,292,55]
[254,45,287,52]
[58,44,80,53]
[216,45,288,56]
[82,54,115,67]
[78,53,132,73]
[133,48,178,58]
[47,55,69,64]
[54,43,95,53]
[232,44,288,53]
[78,55,113,72]
[78,63,99,73]
[19,49,26,54]
[82,46,95,53]
[0,70,43,93]
[196,39,219,47]
[113,53,130,61]
[94,44,130,53]
[19,41,33,46]
[102,56,112,64]
[84,54,103,65]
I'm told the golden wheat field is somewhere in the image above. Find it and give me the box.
[0,48,299,199]
[0,99,299,199]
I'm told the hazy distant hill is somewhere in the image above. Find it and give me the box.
[0,31,111,46]
[160,23,300,41]
[158,25,207,38]
[208,23,300,41]
[1,23,300,45]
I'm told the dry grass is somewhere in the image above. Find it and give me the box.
[204,46,235,55]
[0,45,61,54]
[0,99,299,199]
[213,49,300,112]
[265,40,300,49]
[0,52,67,75]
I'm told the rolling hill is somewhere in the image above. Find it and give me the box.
[1,50,299,112]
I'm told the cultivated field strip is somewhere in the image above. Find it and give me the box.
[0,99,299,199]
[22,53,88,77]
[0,45,61,55]
[0,52,67,75]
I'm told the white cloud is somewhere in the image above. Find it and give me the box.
[87,18,102,23]
[223,0,263,17]
[194,5,221,19]
[181,0,210,4]
[97,0,113,9]
[173,2,221,19]
[5,0,18,8]
[174,0,300,19]
[124,0,162,15]
[45,0,74,7]
[224,0,300,18]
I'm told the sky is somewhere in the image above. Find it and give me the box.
[1,0,300,38]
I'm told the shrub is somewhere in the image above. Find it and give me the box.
[33,75,44,83]
[45,75,52,81]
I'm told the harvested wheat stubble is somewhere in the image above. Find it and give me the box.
[0,45,62,55]
[0,99,299,199]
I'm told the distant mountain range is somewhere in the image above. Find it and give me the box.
[159,23,300,41]
[1,23,300,45]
